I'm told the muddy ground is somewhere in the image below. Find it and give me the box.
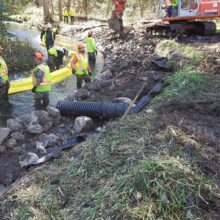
[0,24,220,217]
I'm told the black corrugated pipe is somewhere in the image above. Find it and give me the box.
[56,101,129,119]
[56,82,162,119]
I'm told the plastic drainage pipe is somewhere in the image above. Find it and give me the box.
[56,101,129,119]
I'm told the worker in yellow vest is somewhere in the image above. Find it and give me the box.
[63,6,69,24]
[32,52,51,108]
[86,31,97,66]
[69,4,75,24]
[70,43,91,89]
[0,45,10,101]
[172,0,179,17]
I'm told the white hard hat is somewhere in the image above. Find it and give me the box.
[47,23,52,29]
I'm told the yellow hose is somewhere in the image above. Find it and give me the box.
[9,66,72,95]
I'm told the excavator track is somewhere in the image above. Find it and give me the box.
[146,21,216,37]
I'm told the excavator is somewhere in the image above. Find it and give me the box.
[108,0,220,36]
[108,0,126,35]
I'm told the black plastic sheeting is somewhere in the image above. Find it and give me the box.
[23,136,85,167]
[57,101,129,119]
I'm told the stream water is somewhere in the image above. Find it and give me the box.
[0,24,104,126]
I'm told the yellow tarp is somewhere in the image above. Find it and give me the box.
[9,66,72,95]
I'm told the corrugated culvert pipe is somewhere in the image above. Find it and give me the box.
[56,101,129,119]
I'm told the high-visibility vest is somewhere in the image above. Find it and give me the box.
[42,31,55,44]
[72,53,89,75]
[86,37,97,53]
[32,64,51,93]
[48,47,58,57]
[0,56,9,81]
[172,0,178,7]
[63,8,69,16]
[69,7,75,16]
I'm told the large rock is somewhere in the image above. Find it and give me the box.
[27,124,43,135]
[113,97,132,104]
[0,128,10,145]
[48,133,60,147]
[38,133,50,148]
[5,138,17,149]
[0,184,6,194]
[7,119,23,132]
[19,152,40,167]
[20,113,38,128]
[10,131,25,141]
[0,145,6,154]
[87,79,113,91]
[74,116,94,133]
[46,106,60,117]
[75,89,90,101]
[34,112,53,132]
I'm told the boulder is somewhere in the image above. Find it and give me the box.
[7,119,23,132]
[5,138,17,149]
[19,152,40,167]
[0,184,6,194]
[33,110,49,118]
[20,113,38,128]
[10,131,25,141]
[46,106,60,117]
[87,79,113,91]
[75,89,90,101]
[27,124,43,135]
[35,114,53,132]
[0,145,6,154]
[48,133,60,147]
[0,128,10,145]
[36,142,47,154]
[74,116,94,133]
[38,133,50,148]
[113,97,132,104]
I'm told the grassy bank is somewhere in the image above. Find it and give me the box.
[1,38,35,75]
[0,40,219,220]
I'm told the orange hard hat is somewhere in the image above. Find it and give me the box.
[34,52,44,60]
[88,31,93,36]
[77,43,85,49]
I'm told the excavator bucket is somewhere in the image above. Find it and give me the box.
[108,13,124,35]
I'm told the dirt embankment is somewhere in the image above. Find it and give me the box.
[0,25,220,219]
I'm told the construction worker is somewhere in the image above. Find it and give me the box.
[63,7,69,24]
[0,45,10,101]
[48,46,70,70]
[172,0,179,17]
[86,31,97,66]
[41,23,56,50]
[163,0,172,17]
[69,4,75,24]
[32,52,51,108]
[70,43,91,89]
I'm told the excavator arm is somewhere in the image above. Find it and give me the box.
[108,0,126,35]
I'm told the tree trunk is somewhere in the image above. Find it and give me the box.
[58,0,63,22]
[43,0,50,22]
[67,0,71,9]
[50,0,54,15]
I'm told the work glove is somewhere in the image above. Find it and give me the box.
[32,86,37,93]
[88,71,92,76]
[95,50,98,56]
[72,69,76,75]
